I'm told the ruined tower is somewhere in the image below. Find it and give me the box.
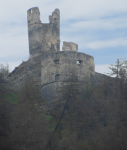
[6,7,96,108]
[40,43,95,107]
[27,7,60,59]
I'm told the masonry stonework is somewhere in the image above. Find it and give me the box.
[62,41,78,51]
[27,7,60,59]
[5,7,110,108]
[40,51,95,105]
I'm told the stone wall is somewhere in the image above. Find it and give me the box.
[40,51,95,105]
[27,7,60,59]
[62,41,78,51]
[6,56,42,92]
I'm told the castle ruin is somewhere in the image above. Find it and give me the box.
[6,7,105,107]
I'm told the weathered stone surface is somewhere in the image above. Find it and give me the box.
[62,41,78,51]
[4,7,115,109]
[40,51,95,105]
[6,56,42,92]
[5,8,60,92]
[41,51,95,86]
[27,7,60,60]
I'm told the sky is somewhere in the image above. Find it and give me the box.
[0,0,127,76]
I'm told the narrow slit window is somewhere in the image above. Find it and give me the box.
[55,74,59,81]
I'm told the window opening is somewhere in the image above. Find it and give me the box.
[54,18,57,20]
[54,59,59,64]
[77,60,83,65]
[55,74,59,81]
[35,22,36,24]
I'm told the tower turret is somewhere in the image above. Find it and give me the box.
[27,7,41,25]
[27,7,60,60]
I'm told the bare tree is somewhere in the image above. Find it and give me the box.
[44,71,92,150]
[0,63,10,98]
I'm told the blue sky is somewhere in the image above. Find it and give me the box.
[0,0,127,75]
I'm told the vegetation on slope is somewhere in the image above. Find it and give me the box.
[0,58,127,150]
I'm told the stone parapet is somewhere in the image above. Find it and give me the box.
[62,41,78,51]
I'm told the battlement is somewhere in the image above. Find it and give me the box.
[27,7,41,25]
[49,9,60,25]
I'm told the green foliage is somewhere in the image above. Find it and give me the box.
[6,93,19,104]
[61,129,68,134]
[46,116,53,122]
[40,113,46,117]
[35,94,40,99]
[75,131,78,134]
[61,137,68,140]
[79,142,91,150]
[49,125,55,132]
[0,58,127,150]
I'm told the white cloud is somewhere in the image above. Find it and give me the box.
[70,16,127,31]
[85,38,127,49]
[1,0,127,24]
[60,0,127,21]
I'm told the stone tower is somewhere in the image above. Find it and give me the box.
[27,7,60,59]
[6,7,97,109]
[41,47,95,107]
